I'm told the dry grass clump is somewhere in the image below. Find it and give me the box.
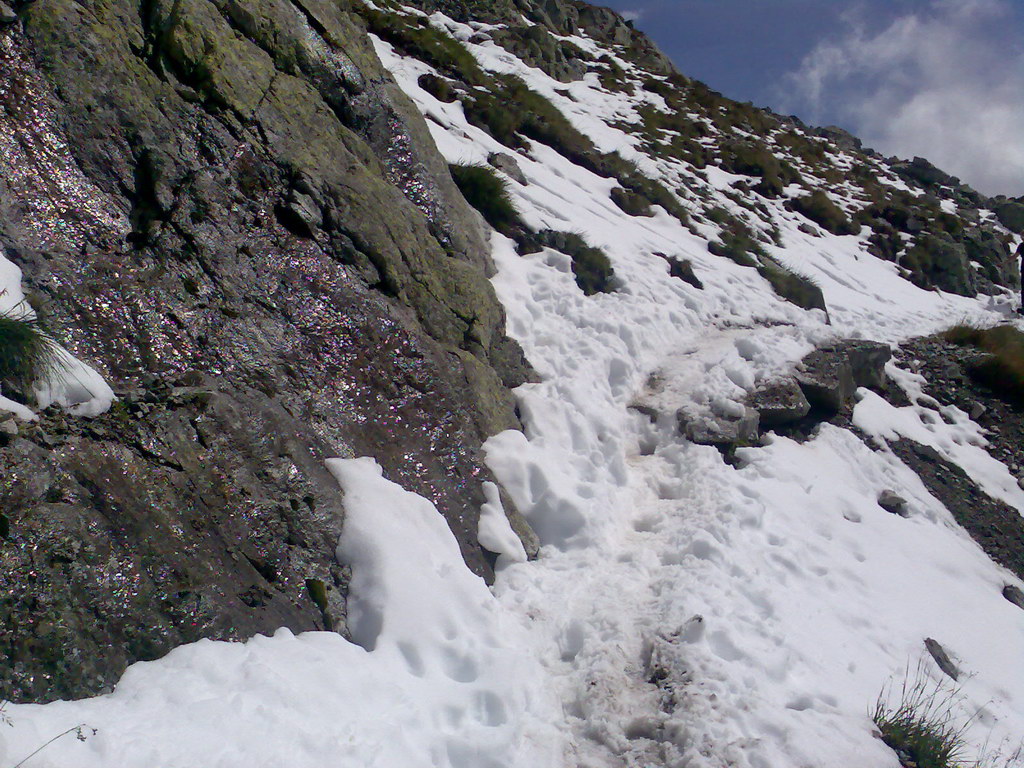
[0,303,63,394]
[873,668,973,768]
[448,163,522,235]
[941,323,1024,403]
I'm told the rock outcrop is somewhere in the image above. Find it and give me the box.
[0,0,532,702]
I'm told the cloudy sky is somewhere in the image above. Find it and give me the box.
[599,0,1024,197]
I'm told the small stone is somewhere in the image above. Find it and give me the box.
[0,2,16,23]
[969,402,986,420]
[878,489,909,517]
[0,419,17,435]
[924,637,959,681]
[1003,585,1024,610]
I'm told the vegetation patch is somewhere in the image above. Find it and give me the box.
[756,258,827,314]
[610,186,653,217]
[718,140,800,198]
[704,208,766,267]
[449,163,522,235]
[790,190,858,236]
[872,666,974,768]
[0,305,62,398]
[417,72,456,103]
[941,323,1024,404]
[356,7,487,85]
[532,230,614,295]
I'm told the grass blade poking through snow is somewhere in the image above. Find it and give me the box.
[872,661,975,768]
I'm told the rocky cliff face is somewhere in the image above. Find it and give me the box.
[1,0,1021,710]
[0,0,534,703]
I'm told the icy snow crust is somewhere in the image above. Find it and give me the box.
[5,9,1024,768]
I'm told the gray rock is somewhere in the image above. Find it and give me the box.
[747,380,811,427]
[0,418,17,435]
[844,340,892,390]
[908,234,976,296]
[795,340,891,413]
[490,24,587,82]
[878,490,909,517]
[488,152,527,185]
[795,350,855,414]
[678,406,760,448]
[995,201,1024,234]
[0,1,16,23]
[1003,585,1024,610]
[0,382,349,703]
[970,402,986,420]
[818,126,862,152]
[924,637,960,681]
[963,227,1019,293]
[895,157,960,188]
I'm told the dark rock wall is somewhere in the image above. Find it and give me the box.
[0,0,532,703]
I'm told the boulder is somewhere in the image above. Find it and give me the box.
[488,152,527,185]
[995,201,1024,234]
[678,406,760,448]
[845,340,892,389]
[878,490,909,517]
[747,380,811,427]
[963,226,1019,292]
[490,24,587,82]
[1003,585,1024,610]
[795,340,891,414]
[895,157,960,188]
[818,125,862,152]
[795,349,855,414]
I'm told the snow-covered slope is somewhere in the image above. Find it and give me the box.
[3,3,1023,767]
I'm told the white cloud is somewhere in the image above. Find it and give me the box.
[780,0,1024,197]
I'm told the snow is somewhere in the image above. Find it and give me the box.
[477,480,529,569]
[5,10,1024,768]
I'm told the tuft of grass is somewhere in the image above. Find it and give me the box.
[941,323,1024,403]
[873,664,974,768]
[756,257,827,314]
[790,190,859,236]
[532,230,615,295]
[0,304,63,394]
[449,163,522,234]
